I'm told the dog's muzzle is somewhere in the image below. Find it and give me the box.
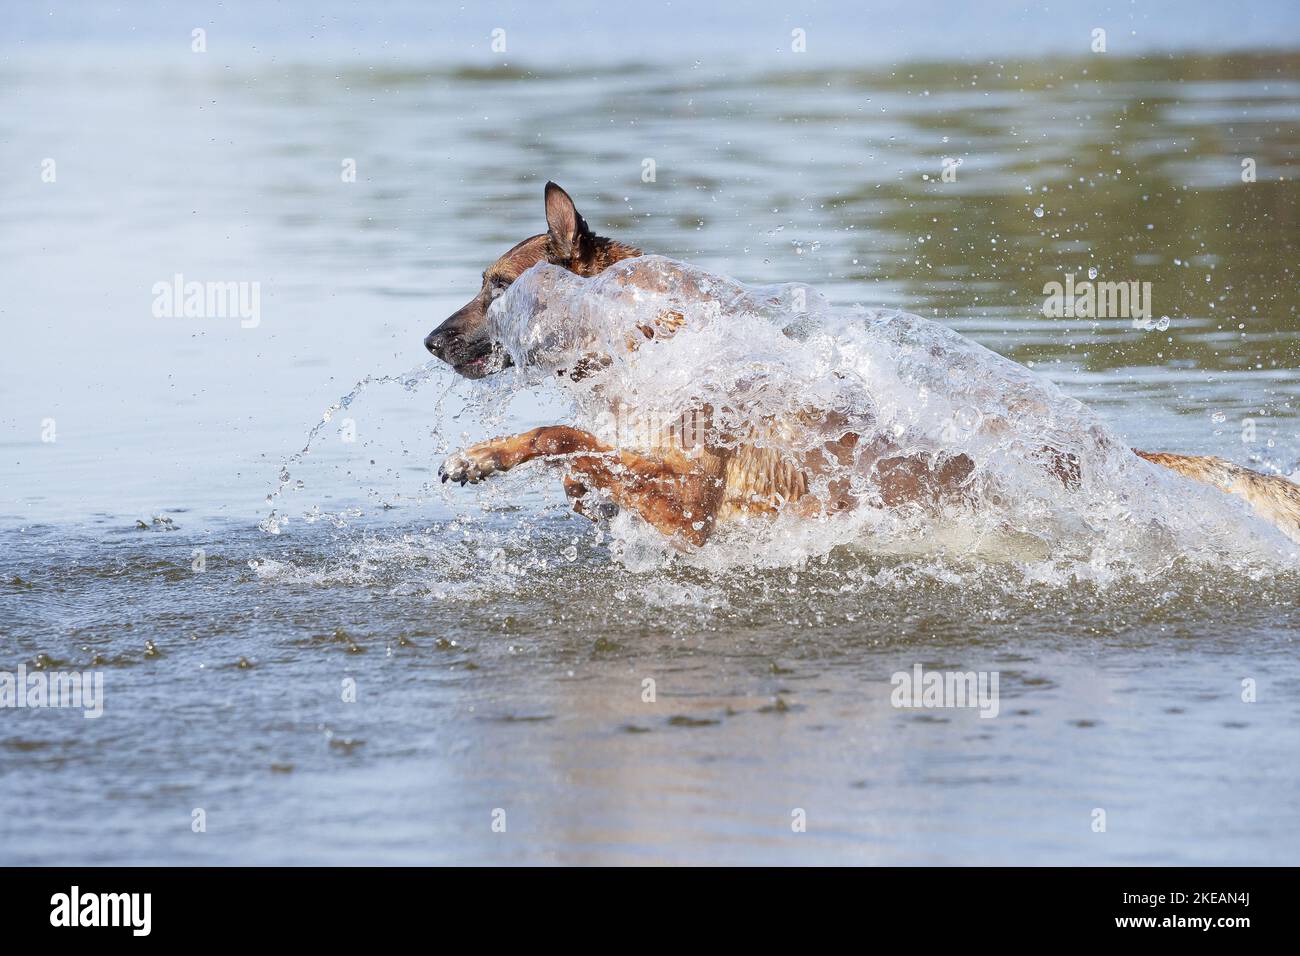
[424,328,456,359]
[425,330,513,379]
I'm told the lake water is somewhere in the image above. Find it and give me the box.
[2,20,1300,863]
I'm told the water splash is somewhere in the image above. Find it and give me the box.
[259,359,455,534]
[255,257,1296,584]
[482,256,1299,577]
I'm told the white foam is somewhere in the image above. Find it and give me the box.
[486,256,1298,576]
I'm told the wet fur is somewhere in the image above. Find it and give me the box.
[428,183,1300,548]
[1134,450,1300,543]
[424,183,639,378]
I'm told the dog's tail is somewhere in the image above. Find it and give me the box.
[1135,449,1300,543]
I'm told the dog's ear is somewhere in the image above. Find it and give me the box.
[544,181,590,259]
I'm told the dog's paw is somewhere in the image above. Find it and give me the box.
[439,446,502,486]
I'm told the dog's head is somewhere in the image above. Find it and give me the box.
[424,181,639,378]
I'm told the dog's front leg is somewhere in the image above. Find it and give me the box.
[439,425,606,485]
[441,426,725,548]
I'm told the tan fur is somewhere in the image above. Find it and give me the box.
[443,411,973,547]
[1135,450,1300,543]
[440,425,725,546]
[434,186,979,546]
[424,182,639,377]
[433,184,1300,549]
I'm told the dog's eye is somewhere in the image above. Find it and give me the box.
[486,276,510,299]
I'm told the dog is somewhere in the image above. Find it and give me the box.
[425,182,1300,548]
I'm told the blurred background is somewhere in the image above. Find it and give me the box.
[2,0,1298,525]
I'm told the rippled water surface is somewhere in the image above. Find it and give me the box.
[2,27,1300,863]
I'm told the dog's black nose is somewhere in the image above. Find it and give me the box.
[425,329,456,358]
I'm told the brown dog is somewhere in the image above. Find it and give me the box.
[426,182,1300,547]
[424,183,640,379]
